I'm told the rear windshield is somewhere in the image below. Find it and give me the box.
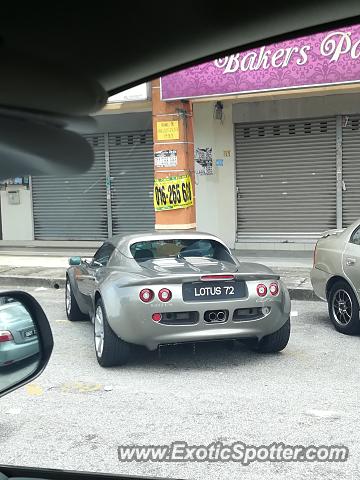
[130,239,235,264]
[0,301,30,324]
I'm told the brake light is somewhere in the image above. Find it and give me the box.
[152,313,162,322]
[0,331,13,342]
[200,275,235,281]
[256,284,267,297]
[269,282,279,296]
[139,289,154,303]
[158,288,172,302]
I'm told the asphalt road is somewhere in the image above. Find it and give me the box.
[0,286,359,480]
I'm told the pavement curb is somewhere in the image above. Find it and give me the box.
[0,275,320,300]
[0,276,65,289]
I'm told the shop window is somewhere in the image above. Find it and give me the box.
[304,123,312,134]
[288,124,295,135]
[320,122,328,133]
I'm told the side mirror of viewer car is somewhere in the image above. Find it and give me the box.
[0,291,53,398]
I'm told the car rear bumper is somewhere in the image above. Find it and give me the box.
[104,280,291,350]
[0,340,38,366]
[310,267,331,301]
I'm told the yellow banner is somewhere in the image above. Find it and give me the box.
[154,174,194,211]
[156,120,179,141]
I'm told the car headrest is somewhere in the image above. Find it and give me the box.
[134,249,154,261]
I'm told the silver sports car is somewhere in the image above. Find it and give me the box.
[311,220,360,335]
[66,231,291,366]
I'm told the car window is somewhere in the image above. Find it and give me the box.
[130,239,235,264]
[5,16,360,480]
[0,302,30,324]
[92,243,115,267]
[350,227,360,246]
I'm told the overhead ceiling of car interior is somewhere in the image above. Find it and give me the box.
[0,2,358,115]
[0,2,358,179]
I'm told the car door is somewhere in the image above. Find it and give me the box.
[343,225,360,296]
[78,243,115,299]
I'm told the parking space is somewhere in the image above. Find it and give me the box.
[0,286,359,480]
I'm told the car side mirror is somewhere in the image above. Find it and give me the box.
[0,291,53,398]
[69,256,81,266]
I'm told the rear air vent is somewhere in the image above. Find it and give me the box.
[232,307,265,322]
[160,312,199,325]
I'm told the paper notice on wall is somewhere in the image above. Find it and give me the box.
[154,174,194,211]
[156,120,179,140]
[154,149,178,168]
[195,147,213,175]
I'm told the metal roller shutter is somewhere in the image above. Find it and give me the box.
[342,116,360,227]
[109,130,154,236]
[32,134,108,240]
[235,118,337,241]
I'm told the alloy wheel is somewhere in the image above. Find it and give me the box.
[332,289,353,326]
[66,281,71,314]
[94,305,105,357]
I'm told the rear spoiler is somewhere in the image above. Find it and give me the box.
[124,272,280,287]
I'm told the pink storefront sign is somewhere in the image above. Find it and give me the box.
[161,24,360,100]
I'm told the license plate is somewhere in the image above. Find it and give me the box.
[24,328,37,338]
[182,281,246,302]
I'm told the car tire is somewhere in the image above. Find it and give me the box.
[255,318,291,353]
[65,277,88,321]
[94,298,131,367]
[328,281,360,335]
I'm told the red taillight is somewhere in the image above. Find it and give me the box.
[139,289,154,303]
[152,313,162,322]
[269,282,279,296]
[200,275,235,281]
[0,331,13,342]
[158,288,172,302]
[256,284,267,297]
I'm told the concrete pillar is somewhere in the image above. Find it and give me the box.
[152,79,196,229]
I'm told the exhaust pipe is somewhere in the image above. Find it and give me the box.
[208,312,217,321]
[217,311,226,321]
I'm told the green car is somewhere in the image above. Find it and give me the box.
[0,301,39,367]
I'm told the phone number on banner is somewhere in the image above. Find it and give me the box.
[154,174,194,211]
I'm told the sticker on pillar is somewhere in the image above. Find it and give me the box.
[156,121,179,141]
[154,149,178,168]
[195,147,213,175]
[154,174,194,211]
